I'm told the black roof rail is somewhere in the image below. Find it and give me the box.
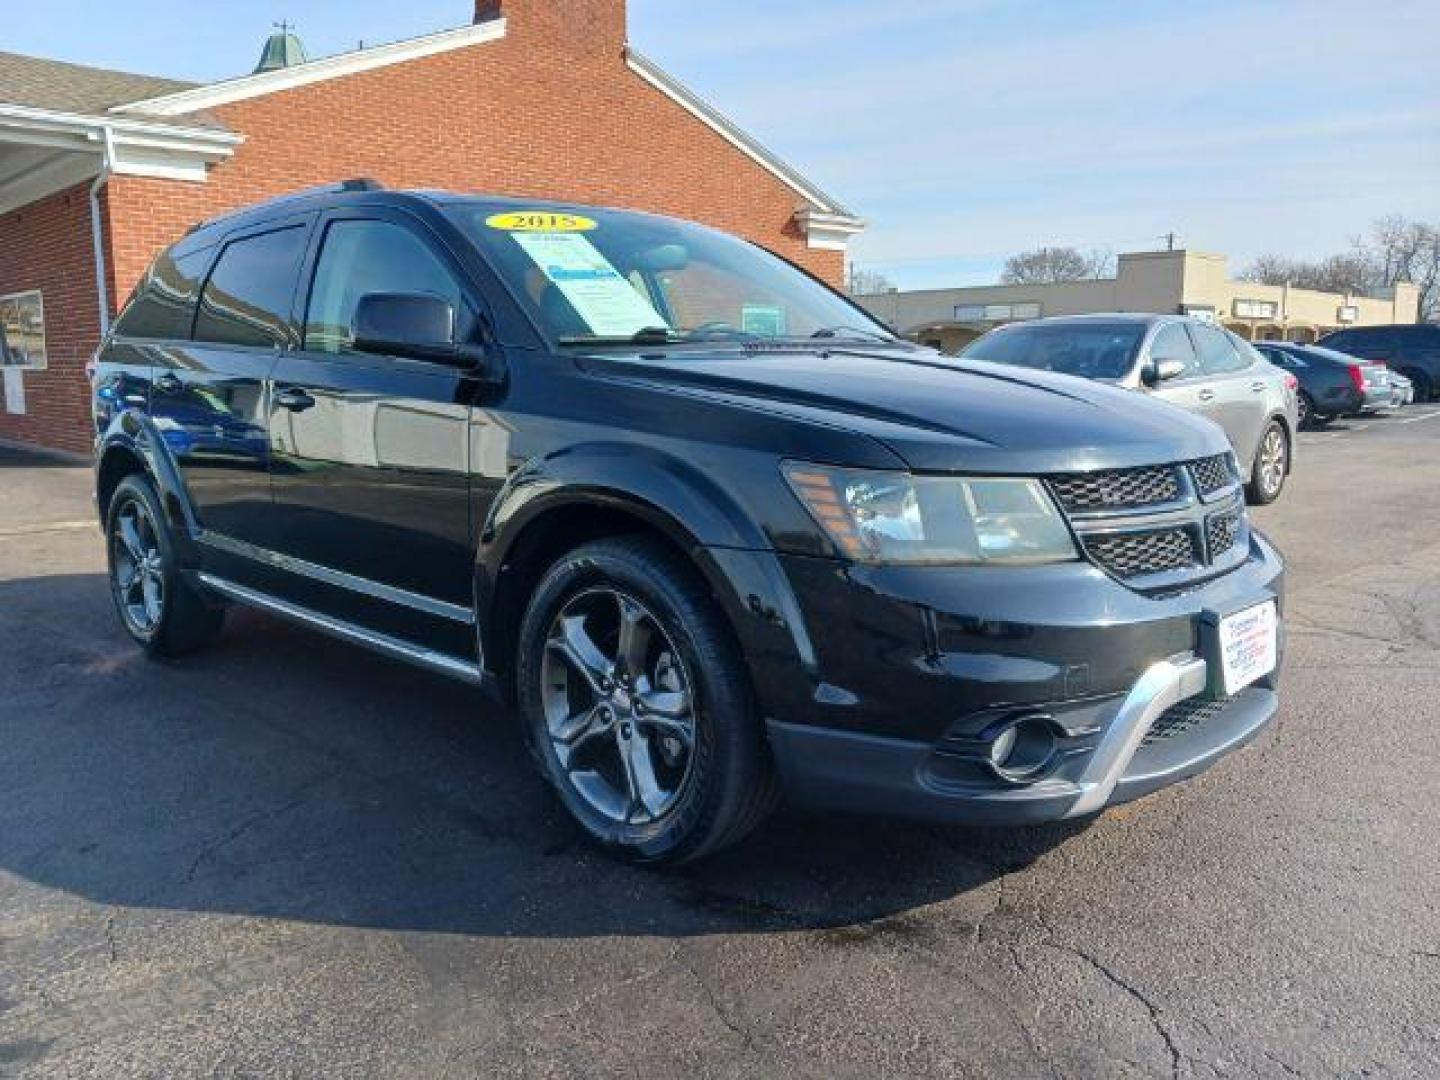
[184,178,386,236]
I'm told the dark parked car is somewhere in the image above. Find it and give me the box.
[1251,341,1390,427]
[1320,324,1440,403]
[92,184,1286,863]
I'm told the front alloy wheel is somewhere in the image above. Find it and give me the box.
[517,536,778,864]
[541,588,697,827]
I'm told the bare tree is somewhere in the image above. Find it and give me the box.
[1240,216,1439,320]
[847,265,895,297]
[1001,246,1113,285]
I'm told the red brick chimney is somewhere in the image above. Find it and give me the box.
[474,0,627,54]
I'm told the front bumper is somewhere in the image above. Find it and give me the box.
[725,531,1285,826]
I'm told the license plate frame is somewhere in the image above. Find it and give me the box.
[1201,600,1279,697]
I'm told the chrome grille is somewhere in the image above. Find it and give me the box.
[1048,466,1180,512]
[1142,694,1232,746]
[1190,455,1236,497]
[1206,509,1242,559]
[1084,529,1197,579]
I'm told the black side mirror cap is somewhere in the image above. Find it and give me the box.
[353,292,458,362]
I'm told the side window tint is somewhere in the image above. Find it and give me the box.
[305,219,467,355]
[113,249,209,341]
[194,226,308,348]
[1149,323,1199,375]
[1192,325,1249,374]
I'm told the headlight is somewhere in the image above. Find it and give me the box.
[783,463,1078,565]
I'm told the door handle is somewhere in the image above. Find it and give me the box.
[1198,389,1216,402]
[274,387,316,412]
[155,372,182,393]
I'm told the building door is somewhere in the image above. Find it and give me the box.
[265,210,478,625]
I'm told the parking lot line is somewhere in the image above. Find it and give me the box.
[1397,409,1440,424]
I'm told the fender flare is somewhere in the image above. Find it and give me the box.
[474,441,813,690]
[96,408,202,563]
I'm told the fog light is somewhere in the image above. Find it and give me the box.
[984,713,1058,784]
[989,725,1019,767]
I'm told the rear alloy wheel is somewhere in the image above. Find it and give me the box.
[105,474,225,657]
[518,537,778,864]
[1247,422,1289,505]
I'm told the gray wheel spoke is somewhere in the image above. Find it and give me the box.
[548,616,611,695]
[118,513,146,562]
[617,729,665,821]
[637,688,689,720]
[141,574,163,623]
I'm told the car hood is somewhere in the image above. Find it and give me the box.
[580,347,1231,473]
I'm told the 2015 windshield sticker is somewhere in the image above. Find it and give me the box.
[510,231,667,338]
[487,211,597,232]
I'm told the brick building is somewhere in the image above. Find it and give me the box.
[0,0,863,454]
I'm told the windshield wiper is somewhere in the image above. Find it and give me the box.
[809,325,905,344]
[558,327,683,346]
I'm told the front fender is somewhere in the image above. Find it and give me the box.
[475,442,819,713]
[97,408,201,564]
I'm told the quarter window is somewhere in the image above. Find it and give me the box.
[194,227,308,348]
[114,249,209,341]
[304,220,466,355]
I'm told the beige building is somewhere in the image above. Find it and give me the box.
[858,249,1422,354]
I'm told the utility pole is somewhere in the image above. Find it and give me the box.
[1162,231,1177,252]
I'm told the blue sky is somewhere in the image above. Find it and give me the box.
[8,0,1437,288]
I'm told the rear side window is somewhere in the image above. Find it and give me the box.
[113,249,209,341]
[1190,324,1250,374]
[194,226,308,348]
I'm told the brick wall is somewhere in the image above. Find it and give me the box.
[106,4,844,302]
[0,183,105,455]
[7,1,847,453]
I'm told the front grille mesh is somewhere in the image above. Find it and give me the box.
[1206,510,1242,560]
[1190,455,1236,496]
[1084,529,1197,578]
[1049,466,1179,513]
[1142,694,1233,746]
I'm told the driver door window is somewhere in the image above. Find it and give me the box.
[1150,323,1200,377]
[305,220,468,355]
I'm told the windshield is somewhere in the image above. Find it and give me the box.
[444,202,896,347]
[962,322,1146,380]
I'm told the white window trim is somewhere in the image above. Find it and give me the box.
[111,19,508,118]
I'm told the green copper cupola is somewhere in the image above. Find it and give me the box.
[253,21,309,74]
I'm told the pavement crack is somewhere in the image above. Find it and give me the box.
[103,913,118,964]
[182,770,338,884]
[674,945,759,1055]
[1063,947,1182,1079]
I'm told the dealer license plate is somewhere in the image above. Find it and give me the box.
[1216,601,1278,695]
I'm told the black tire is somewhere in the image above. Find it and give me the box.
[1246,421,1290,505]
[1404,371,1432,405]
[1297,392,1315,430]
[516,536,778,864]
[105,473,225,658]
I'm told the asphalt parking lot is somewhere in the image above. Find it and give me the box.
[2,410,1439,1079]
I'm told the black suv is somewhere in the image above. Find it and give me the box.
[1320,324,1440,403]
[92,184,1286,863]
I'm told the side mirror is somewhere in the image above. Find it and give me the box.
[1143,357,1186,386]
[352,292,459,362]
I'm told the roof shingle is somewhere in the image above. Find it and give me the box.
[0,51,224,130]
